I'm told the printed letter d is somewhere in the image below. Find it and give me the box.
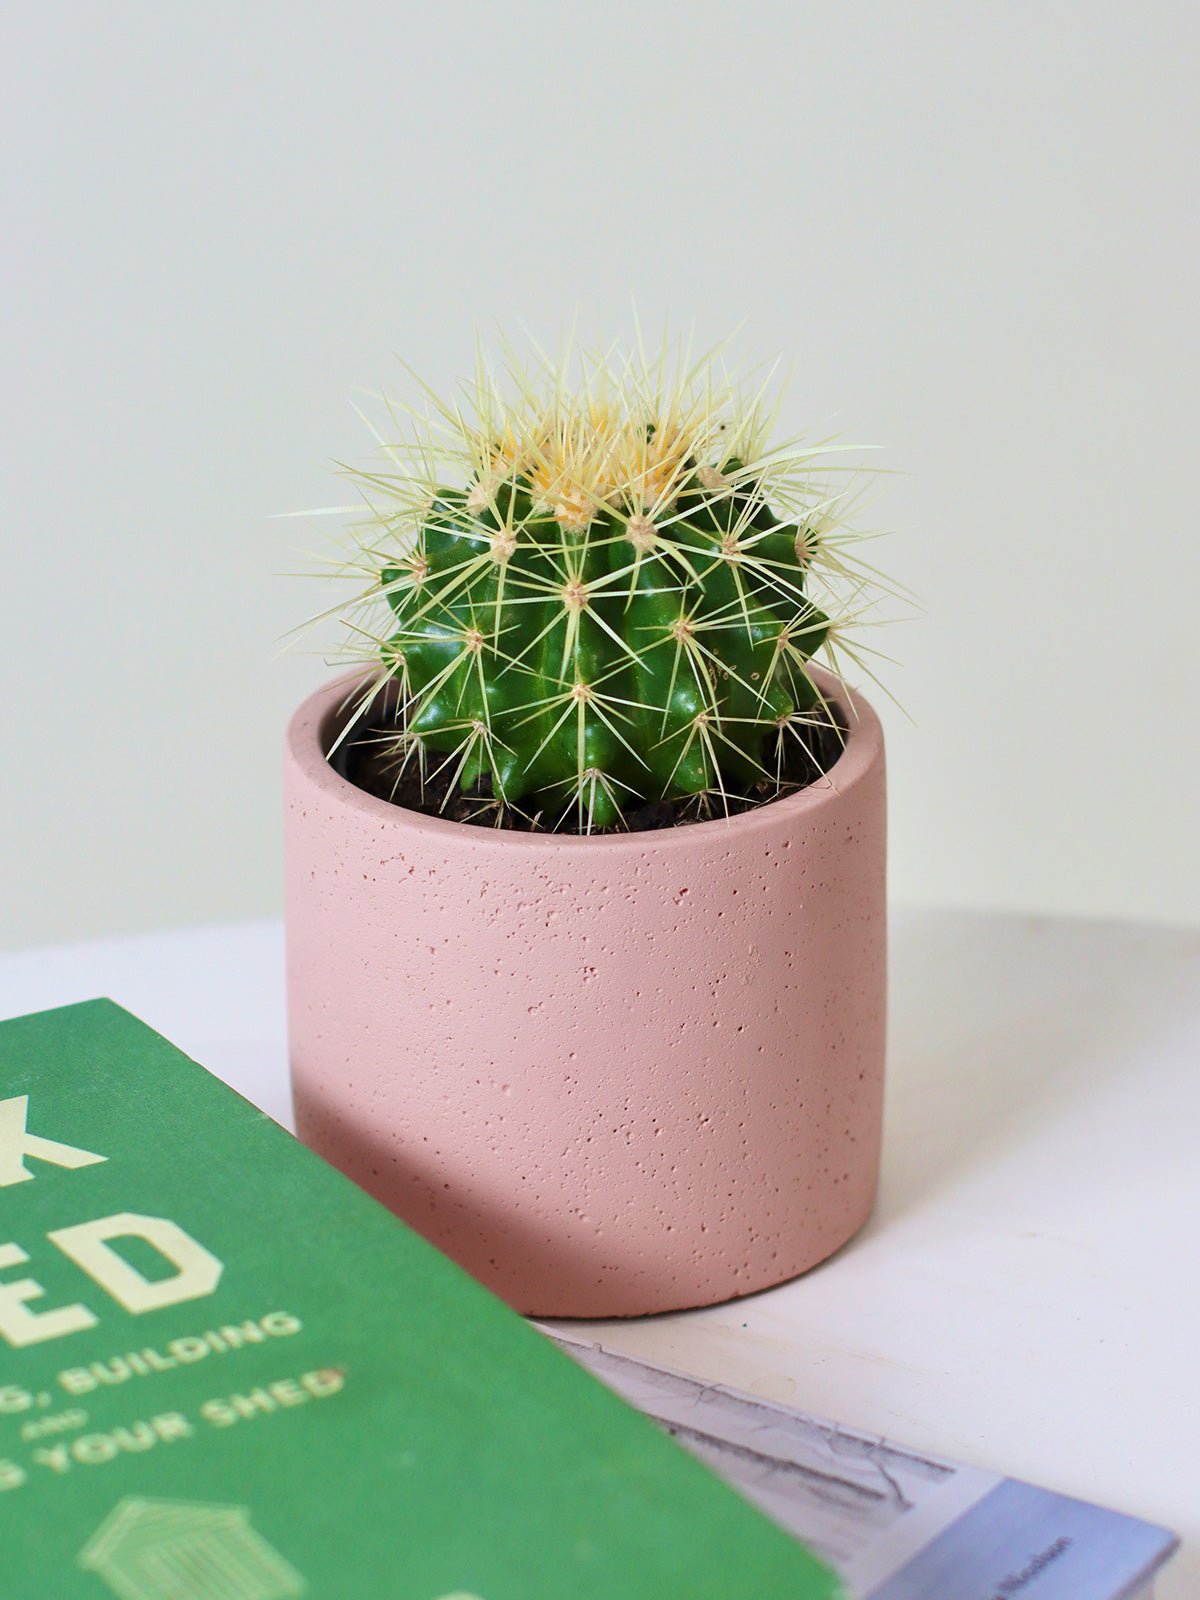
[47,1213,223,1314]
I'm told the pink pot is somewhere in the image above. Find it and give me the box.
[284,669,886,1318]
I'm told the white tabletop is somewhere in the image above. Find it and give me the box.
[1,909,1196,1596]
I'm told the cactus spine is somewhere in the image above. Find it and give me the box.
[335,340,875,830]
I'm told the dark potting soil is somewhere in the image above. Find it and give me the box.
[336,705,847,834]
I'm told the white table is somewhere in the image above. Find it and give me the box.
[2,910,1196,1596]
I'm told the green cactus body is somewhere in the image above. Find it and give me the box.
[328,341,877,831]
[377,456,831,829]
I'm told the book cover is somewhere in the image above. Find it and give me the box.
[0,999,840,1600]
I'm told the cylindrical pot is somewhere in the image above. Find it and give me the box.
[285,668,886,1318]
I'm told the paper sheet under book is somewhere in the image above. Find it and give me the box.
[548,1333,1178,1600]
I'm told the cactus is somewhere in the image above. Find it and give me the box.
[331,338,882,830]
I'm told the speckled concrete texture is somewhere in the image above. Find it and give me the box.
[284,668,887,1317]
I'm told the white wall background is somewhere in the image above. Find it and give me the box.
[3,1,1198,949]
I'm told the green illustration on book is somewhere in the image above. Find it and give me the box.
[0,999,841,1599]
[79,1497,305,1600]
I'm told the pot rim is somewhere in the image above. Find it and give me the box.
[286,664,884,855]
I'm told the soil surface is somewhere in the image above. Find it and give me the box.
[338,708,846,834]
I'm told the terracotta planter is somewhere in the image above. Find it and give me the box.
[284,668,886,1318]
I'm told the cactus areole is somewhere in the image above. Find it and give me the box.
[328,340,885,832]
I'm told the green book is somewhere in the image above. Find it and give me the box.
[0,999,840,1600]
